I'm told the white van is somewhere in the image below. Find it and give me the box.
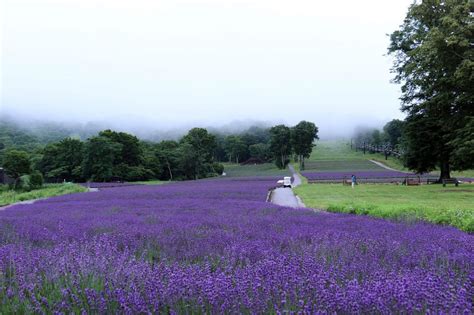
[283,176,292,188]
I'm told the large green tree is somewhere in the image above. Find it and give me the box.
[224,135,248,163]
[179,128,218,179]
[291,121,319,170]
[383,119,405,148]
[37,138,84,182]
[2,150,31,184]
[269,125,292,169]
[99,130,143,166]
[248,143,271,162]
[155,140,181,180]
[82,136,122,181]
[389,0,473,180]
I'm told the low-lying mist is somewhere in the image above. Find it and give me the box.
[0,109,393,142]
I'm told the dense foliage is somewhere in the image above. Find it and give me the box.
[291,121,319,170]
[1,119,319,182]
[37,138,84,182]
[269,121,319,169]
[389,0,474,179]
[213,126,272,164]
[353,119,405,154]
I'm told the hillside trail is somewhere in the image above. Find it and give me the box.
[369,159,400,172]
[270,164,306,208]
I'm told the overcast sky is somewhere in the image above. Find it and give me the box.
[1,0,413,137]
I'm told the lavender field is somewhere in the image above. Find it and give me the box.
[0,177,472,313]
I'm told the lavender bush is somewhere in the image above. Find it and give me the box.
[0,178,472,313]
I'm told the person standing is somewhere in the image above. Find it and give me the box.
[351,174,357,189]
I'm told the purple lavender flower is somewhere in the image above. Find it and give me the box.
[0,177,472,313]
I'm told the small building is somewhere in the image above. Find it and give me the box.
[0,168,14,185]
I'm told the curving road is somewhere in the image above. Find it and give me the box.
[270,164,306,208]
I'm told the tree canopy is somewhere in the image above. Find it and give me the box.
[3,150,31,180]
[389,0,473,179]
[269,125,293,169]
[291,121,319,170]
[38,138,84,182]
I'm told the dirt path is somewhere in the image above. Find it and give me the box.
[270,165,306,208]
[369,159,401,172]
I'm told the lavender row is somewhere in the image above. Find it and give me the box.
[0,178,472,313]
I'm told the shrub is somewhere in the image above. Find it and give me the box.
[30,171,44,189]
[213,163,224,175]
[16,175,32,191]
[125,166,155,181]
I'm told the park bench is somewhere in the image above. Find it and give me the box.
[426,178,438,184]
[442,178,459,187]
[343,179,352,186]
[404,177,421,186]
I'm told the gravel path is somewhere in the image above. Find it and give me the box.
[369,159,401,172]
[271,165,305,208]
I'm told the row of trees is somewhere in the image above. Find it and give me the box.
[268,121,319,170]
[386,0,473,180]
[37,128,222,182]
[213,127,272,164]
[2,120,319,185]
[353,119,405,155]
[2,128,223,184]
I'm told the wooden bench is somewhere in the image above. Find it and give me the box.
[404,177,421,186]
[442,178,459,187]
[426,178,438,184]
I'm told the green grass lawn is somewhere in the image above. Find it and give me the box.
[309,140,367,161]
[303,160,384,172]
[223,163,290,177]
[296,140,474,232]
[310,140,474,178]
[0,183,87,207]
[360,151,474,178]
[295,183,474,232]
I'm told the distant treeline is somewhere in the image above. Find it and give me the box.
[0,120,318,184]
[353,119,404,155]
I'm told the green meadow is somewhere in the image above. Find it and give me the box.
[296,141,474,232]
[0,183,87,207]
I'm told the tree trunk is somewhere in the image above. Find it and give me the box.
[166,161,173,181]
[281,154,285,169]
[301,156,305,170]
[439,160,451,182]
